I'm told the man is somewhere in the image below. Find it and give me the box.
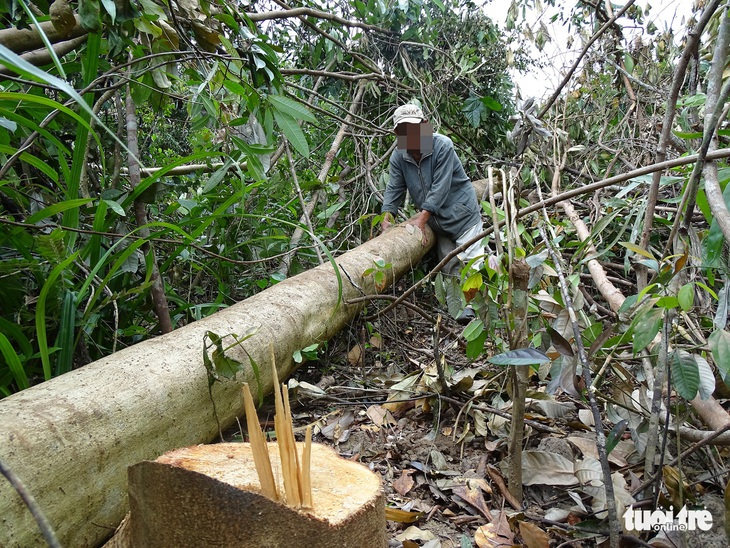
[381,103,485,323]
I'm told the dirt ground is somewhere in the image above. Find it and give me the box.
[231,281,730,548]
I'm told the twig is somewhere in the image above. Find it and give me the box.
[285,139,324,265]
[0,459,61,548]
[433,314,450,397]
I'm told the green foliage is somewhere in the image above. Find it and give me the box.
[0,0,521,397]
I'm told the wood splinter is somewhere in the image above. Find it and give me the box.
[241,357,312,509]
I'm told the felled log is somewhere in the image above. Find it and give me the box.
[125,443,385,548]
[0,222,431,547]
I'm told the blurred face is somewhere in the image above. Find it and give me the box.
[395,121,433,155]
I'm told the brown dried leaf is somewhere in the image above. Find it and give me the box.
[393,469,416,496]
[385,507,423,523]
[347,343,364,366]
[366,404,387,427]
[474,510,513,547]
[453,484,490,520]
[519,521,550,548]
[486,465,521,511]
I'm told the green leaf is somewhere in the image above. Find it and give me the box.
[670,351,699,400]
[678,283,694,312]
[0,332,29,390]
[223,80,249,98]
[656,296,679,310]
[206,331,243,380]
[481,95,503,112]
[268,95,317,123]
[26,199,94,224]
[462,319,484,342]
[673,130,703,139]
[606,419,628,455]
[100,0,117,22]
[36,252,79,380]
[54,289,77,376]
[696,354,715,401]
[0,144,59,183]
[547,326,574,357]
[79,0,102,31]
[632,308,663,354]
[462,96,485,128]
[619,241,655,260]
[203,160,233,193]
[462,272,483,292]
[488,348,550,366]
[103,199,126,217]
[466,330,487,360]
[709,329,730,380]
[273,110,309,157]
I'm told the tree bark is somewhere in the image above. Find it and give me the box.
[0,35,88,77]
[125,88,173,334]
[0,16,87,54]
[507,259,530,504]
[0,219,431,547]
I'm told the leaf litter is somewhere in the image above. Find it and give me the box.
[226,285,730,548]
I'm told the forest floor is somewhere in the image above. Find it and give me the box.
[230,276,729,548]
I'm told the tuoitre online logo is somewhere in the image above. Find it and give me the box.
[623,505,713,532]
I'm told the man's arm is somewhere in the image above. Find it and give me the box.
[381,156,407,232]
[420,137,458,214]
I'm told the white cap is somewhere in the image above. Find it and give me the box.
[393,104,425,128]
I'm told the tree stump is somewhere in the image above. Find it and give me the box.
[126,442,386,548]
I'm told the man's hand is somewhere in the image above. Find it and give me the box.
[381,212,394,233]
[408,210,431,246]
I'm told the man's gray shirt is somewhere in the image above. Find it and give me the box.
[382,133,481,240]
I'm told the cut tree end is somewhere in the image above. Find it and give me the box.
[125,442,386,548]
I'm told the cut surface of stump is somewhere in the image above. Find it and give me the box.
[127,442,385,547]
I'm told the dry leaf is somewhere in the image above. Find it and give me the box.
[453,484,491,520]
[366,404,387,427]
[474,510,513,547]
[521,450,578,486]
[574,457,602,485]
[347,343,364,366]
[578,409,594,426]
[566,436,632,467]
[486,465,520,511]
[393,469,416,496]
[395,526,436,542]
[385,507,423,523]
[519,521,550,548]
[320,410,354,442]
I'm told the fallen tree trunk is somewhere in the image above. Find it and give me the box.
[0,222,432,547]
